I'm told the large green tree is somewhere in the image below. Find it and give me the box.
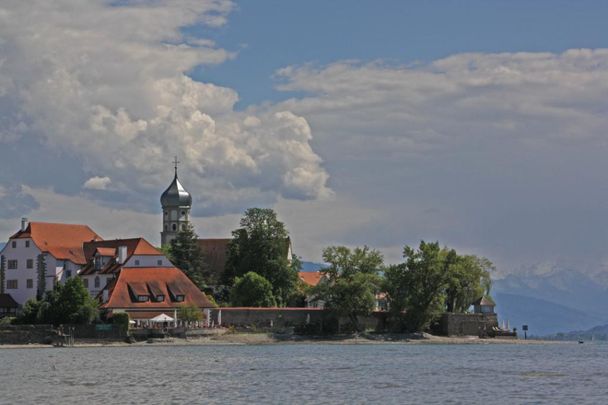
[384,241,493,332]
[230,271,276,307]
[169,223,210,289]
[18,277,98,325]
[313,246,383,332]
[224,208,298,306]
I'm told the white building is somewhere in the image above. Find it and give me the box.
[0,219,102,305]
[78,238,173,297]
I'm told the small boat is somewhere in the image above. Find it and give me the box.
[578,340,584,344]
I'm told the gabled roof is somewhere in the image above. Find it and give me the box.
[102,267,214,309]
[83,238,161,262]
[10,222,102,264]
[299,271,323,287]
[473,296,496,306]
[0,293,19,308]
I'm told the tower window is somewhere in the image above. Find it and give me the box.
[181,211,185,216]
[164,224,168,230]
[172,224,177,231]
[164,211,168,218]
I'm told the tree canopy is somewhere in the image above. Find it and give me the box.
[230,271,276,307]
[224,208,298,306]
[384,241,493,332]
[169,223,210,289]
[17,277,98,325]
[313,246,383,331]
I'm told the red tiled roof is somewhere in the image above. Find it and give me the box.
[95,247,116,257]
[102,267,214,310]
[10,222,102,264]
[83,238,161,262]
[299,271,323,287]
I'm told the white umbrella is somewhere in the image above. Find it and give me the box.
[150,313,174,322]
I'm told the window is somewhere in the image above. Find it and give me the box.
[25,241,30,248]
[26,259,33,269]
[164,211,168,218]
[6,280,18,289]
[164,224,168,231]
[174,295,185,302]
[154,294,165,302]
[7,260,17,269]
[26,279,33,289]
[157,259,163,266]
[181,210,185,216]
[137,295,149,302]
[83,278,89,288]
[94,276,100,288]
[172,224,177,231]
[11,241,16,248]
[134,260,140,265]
[66,270,72,278]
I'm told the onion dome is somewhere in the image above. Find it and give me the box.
[161,169,192,207]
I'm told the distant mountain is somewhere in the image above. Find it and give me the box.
[493,292,606,336]
[493,269,608,319]
[542,323,608,341]
[300,261,326,272]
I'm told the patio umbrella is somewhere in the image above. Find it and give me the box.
[150,313,174,322]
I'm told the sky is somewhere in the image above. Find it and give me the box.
[2,1,608,276]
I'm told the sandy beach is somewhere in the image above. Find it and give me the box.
[0,332,562,349]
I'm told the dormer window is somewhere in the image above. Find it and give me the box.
[174,295,185,302]
[137,295,149,302]
[154,294,165,302]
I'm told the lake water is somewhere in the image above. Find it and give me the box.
[1,342,607,404]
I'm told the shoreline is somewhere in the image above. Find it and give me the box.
[0,332,567,349]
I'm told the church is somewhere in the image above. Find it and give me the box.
[159,159,292,285]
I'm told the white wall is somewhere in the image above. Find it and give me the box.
[1,238,42,305]
[124,255,171,268]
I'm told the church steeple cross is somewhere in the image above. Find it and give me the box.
[173,156,180,176]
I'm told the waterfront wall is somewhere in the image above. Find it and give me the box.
[436,313,499,337]
[0,324,57,344]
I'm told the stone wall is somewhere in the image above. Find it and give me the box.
[436,313,499,337]
[0,324,57,344]
[209,308,386,333]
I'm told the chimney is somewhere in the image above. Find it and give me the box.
[21,217,28,232]
[117,245,128,264]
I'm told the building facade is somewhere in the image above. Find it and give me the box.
[0,219,102,305]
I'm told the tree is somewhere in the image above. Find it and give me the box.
[230,272,276,307]
[444,255,493,313]
[224,208,297,306]
[178,303,204,323]
[36,254,47,300]
[313,246,383,332]
[169,223,209,289]
[17,277,99,325]
[384,241,494,332]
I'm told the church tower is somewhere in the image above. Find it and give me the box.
[160,157,192,246]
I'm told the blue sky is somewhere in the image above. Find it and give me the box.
[4,1,608,273]
[195,1,608,108]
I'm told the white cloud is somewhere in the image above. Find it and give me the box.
[0,0,330,216]
[83,176,112,190]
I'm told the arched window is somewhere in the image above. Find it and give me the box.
[164,224,168,231]
[181,210,185,216]
[164,211,168,218]
[94,276,100,288]
[172,224,177,231]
